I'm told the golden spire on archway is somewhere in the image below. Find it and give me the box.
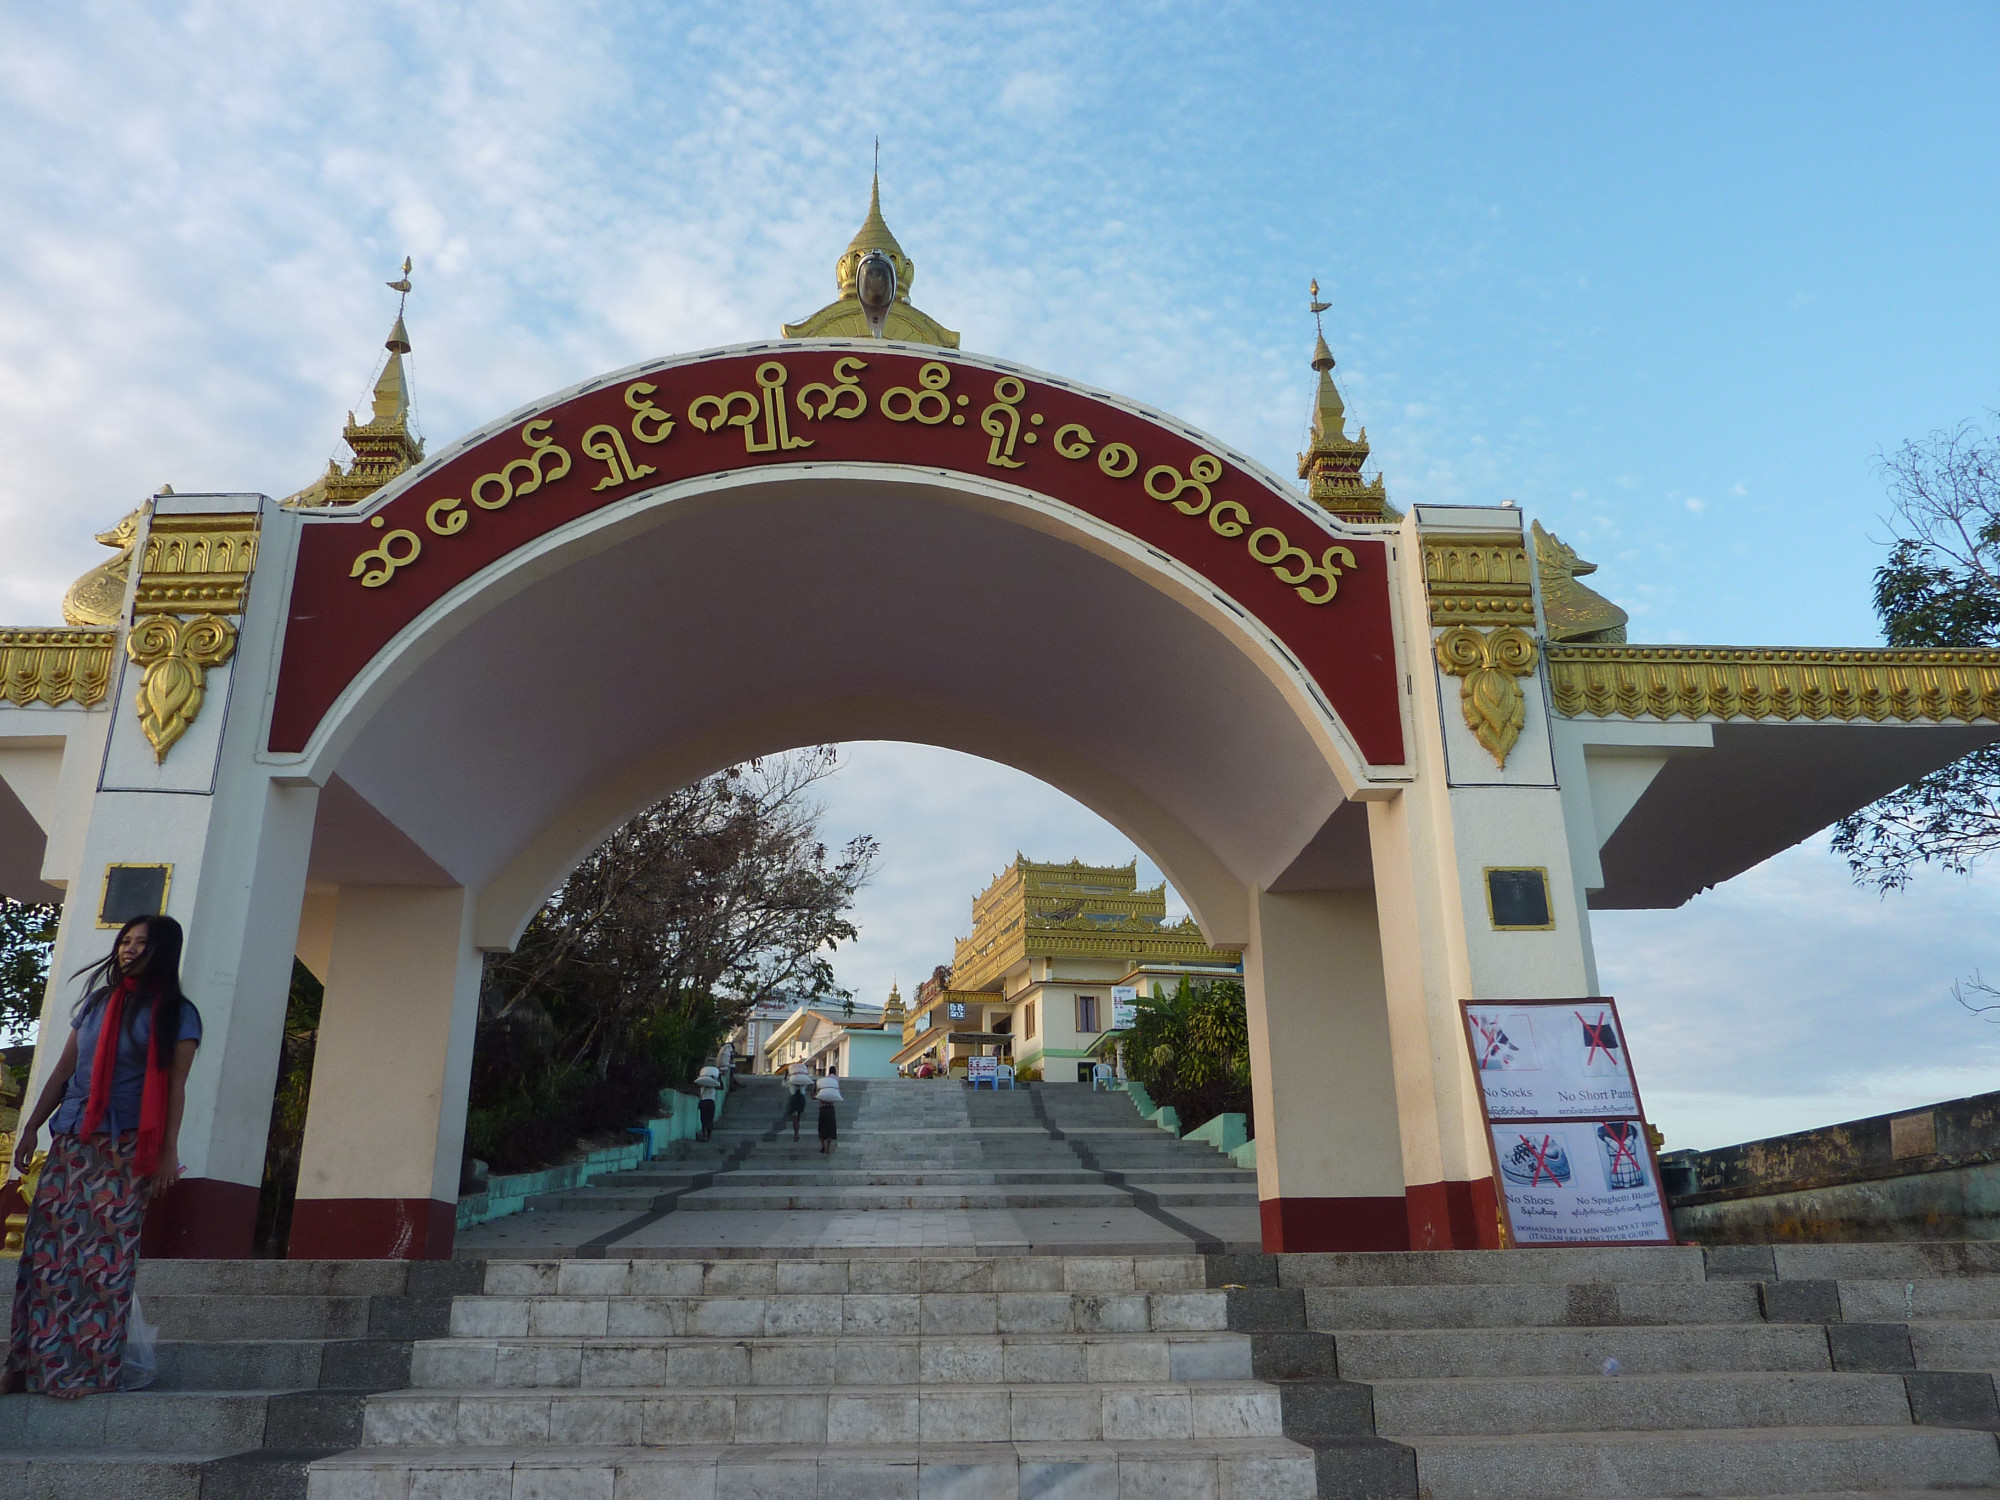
[1297,279,1395,523]
[783,170,960,347]
[286,258,426,508]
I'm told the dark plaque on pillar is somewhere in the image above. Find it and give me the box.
[1484,866,1553,930]
[99,863,172,927]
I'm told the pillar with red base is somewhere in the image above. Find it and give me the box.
[288,884,480,1259]
[1243,886,1410,1251]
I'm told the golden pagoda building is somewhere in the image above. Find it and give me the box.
[892,857,1242,1081]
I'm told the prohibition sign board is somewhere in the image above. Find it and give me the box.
[1459,997,1673,1248]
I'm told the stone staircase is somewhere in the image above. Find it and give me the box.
[0,1256,481,1497]
[301,1240,2000,1500]
[11,1080,2000,1497]
[514,1077,1259,1228]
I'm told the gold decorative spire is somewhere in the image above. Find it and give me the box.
[1297,280,1395,523]
[783,171,960,347]
[882,980,906,1026]
[286,258,426,508]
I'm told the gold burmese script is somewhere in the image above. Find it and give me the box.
[348,360,1362,606]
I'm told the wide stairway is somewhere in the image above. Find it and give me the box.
[6,1081,2000,1498]
[457,1076,1264,1258]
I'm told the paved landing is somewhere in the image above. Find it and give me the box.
[456,1077,1264,1259]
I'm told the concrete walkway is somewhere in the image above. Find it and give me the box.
[456,1076,1264,1259]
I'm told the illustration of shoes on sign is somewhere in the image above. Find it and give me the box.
[1596,1121,1647,1190]
[1500,1132,1572,1187]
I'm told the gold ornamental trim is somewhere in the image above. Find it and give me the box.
[126,614,238,761]
[1548,645,2000,724]
[1422,534,1536,627]
[134,514,260,615]
[1436,625,1540,766]
[0,629,116,708]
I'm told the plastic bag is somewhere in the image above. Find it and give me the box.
[118,1291,159,1391]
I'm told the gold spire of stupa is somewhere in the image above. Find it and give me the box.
[1296,280,1395,523]
[783,171,960,347]
[286,259,426,508]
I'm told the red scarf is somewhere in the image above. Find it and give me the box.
[79,976,173,1176]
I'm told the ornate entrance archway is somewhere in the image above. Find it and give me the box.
[6,183,1997,1260]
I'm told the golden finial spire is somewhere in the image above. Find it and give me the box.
[782,160,960,346]
[284,258,426,508]
[1296,278,1395,523]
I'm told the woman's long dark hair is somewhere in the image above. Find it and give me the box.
[71,915,189,1072]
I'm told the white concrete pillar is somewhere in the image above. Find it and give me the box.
[1242,886,1406,1250]
[1367,505,1604,1250]
[288,884,481,1258]
[17,497,319,1258]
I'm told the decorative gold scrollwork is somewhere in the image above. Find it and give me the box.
[690,362,812,453]
[625,381,675,444]
[981,377,1031,468]
[1435,624,1540,767]
[126,613,237,762]
[582,424,657,492]
[797,357,869,421]
[880,362,954,425]
[1097,443,1138,479]
[350,528,422,587]
[1144,455,1221,516]
[1053,423,1093,460]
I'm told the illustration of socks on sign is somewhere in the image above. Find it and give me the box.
[1575,1009,1621,1073]
[1596,1121,1647,1190]
[1500,1132,1572,1187]
[1472,1012,1523,1070]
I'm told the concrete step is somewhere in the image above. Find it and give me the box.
[360,1381,1289,1445]
[625,1185,1256,1211]
[0,1386,369,1451]
[155,1337,415,1392]
[479,1254,1208,1297]
[1331,1323,1833,1379]
[450,1289,1231,1339]
[1302,1280,1762,1329]
[1840,1279,2000,1321]
[1369,1371,1915,1436]
[1913,1319,2000,1371]
[143,1293,375,1341]
[0,1450,323,1500]
[305,1435,1320,1500]
[1268,1247,1707,1287]
[411,1331,1255,1388]
[1406,1424,2000,1500]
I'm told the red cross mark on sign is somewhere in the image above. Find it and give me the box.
[1519,1133,1562,1185]
[1603,1124,1642,1178]
[1576,1010,1617,1065]
[1471,1013,1515,1069]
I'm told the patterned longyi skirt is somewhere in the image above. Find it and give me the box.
[6,1132,151,1396]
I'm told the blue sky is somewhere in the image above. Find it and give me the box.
[3,3,1998,1148]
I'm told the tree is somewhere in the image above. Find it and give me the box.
[1833,416,2000,892]
[469,748,876,1170]
[0,897,61,1044]
[1123,976,1252,1134]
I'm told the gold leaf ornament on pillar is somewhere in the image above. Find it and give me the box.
[126,614,237,761]
[1435,625,1539,766]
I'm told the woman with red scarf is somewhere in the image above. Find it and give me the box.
[3,915,202,1398]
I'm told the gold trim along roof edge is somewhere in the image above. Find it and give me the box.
[1,628,118,708]
[1548,643,2000,724]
